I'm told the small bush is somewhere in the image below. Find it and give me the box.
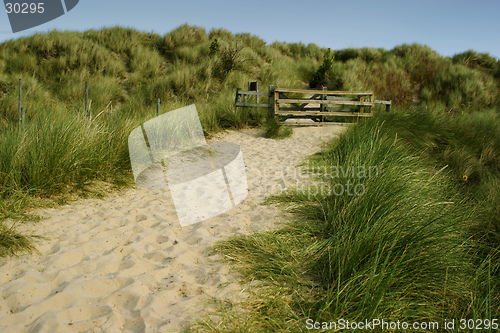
[309,48,334,88]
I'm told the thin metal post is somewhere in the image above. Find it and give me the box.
[85,82,89,119]
[256,81,259,104]
[18,79,22,126]
[157,98,160,116]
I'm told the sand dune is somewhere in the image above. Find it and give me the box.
[0,124,346,332]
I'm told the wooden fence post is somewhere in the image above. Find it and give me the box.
[370,93,375,115]
[321,86,327,122]
[157,98,160,116]
[235,87,240,106]
[268,85,276,120]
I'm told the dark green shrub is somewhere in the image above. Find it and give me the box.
[209,38,220,55]
[309,48,334,88]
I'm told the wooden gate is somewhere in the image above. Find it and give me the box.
[235,84,391,123]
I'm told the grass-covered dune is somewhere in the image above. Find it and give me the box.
[198,110,500,332]
[0,25,499,321]
[1,25,498,126]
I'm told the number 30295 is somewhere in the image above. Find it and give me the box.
[5,3,45,14]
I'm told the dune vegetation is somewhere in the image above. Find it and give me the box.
[195,110,500,332]
[0,24,499,330]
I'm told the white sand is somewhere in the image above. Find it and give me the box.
[0,124,347,332]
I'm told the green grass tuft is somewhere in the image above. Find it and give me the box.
[192,110,500,332]
[262,116,293,139]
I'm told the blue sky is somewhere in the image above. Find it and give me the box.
[1,0,499,58]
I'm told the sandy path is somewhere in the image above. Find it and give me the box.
[0,124,346,332]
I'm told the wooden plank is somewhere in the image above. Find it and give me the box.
[275,87,373,95]
[282,121,355,127]
[279,107,361,112]
[235,102,271,108]
[328,96,359,101]
[276,110,372,117]
[326,107,360,112]
[278,92,305,109]
[374,100,391,105]
[276,99,374,106]
[375,99,392,111]
[236,91,269,97]
[279,107,322,112]
[276,87,373,95]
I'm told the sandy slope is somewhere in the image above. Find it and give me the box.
[0,124,346,332]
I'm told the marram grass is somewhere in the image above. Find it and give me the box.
[192,111,500,332]
[0,27,498,324]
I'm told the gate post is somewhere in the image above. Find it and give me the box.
[321,86,326,122]
[370,93,375,115]
[234,87,241,106]
[268,85,276,120]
